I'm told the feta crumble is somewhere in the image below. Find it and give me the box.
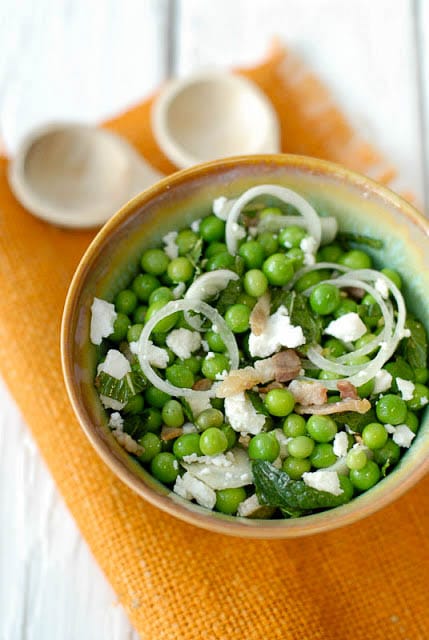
[224,392,266,435]
[173,472,216,509]
[186,393,212,417]
[166,328,201,360]
[324,312,367,342]
[300,236,317,266]
[333,431,349,457]
[373,369,393,394]
[140,340,169,369]
[191,218,201,232]
[162,231,179,259]
[99,395,125,411]
[248,305,306,358]
[375,278,389,300]
[90,298,117,345]
[272,429,290,459]
[98,349,131,379]
[182,422,198,434]
[396,377,415,402]
[212,196,230,220]
[109,412,124,430]
[302,470,343,496]
[392,424,416,448]
[231,221,246,241]
[182,447,252,489]
[182,452,234,466]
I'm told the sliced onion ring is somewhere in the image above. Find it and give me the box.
[184,269,239,330]
[225,185,322,255]
[258,215,337,245]
[137,300,239,399]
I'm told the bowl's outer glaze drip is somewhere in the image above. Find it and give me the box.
[62,154,429,538]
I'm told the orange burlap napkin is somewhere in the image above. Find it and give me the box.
[1,44,428,640]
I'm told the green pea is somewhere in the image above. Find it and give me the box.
[200,215,225,242]
[133,305,147,323]
[350,460,380,491]
[283,414,307,437]
[282,456,311,479]
[141,248,170,276]
[145,386,171,409]
[176,229,198,255]
[294,269,330,293]
[357,377,375,398]
[127,323,144,343]
[346,447,367,471]
[260,206,283,218]
[362,422,388,449]
[202,353,230,380]
[264,389,295,417]
[279,225,307,249]
[138,433,162,462]
[215,487,247,515]
[146,300,179,333]
[287,435,315,459]
[142,407,163,432]
[196,408,224,430]
[239,240,265,269]
[323,338,347,357]
[173,433,202,459]
[205,241,228,258]
[258,231,279,256]
[237,293,257,309]
[161,400,185,428]
[307,415,337,442]
[414,368,429,384]
[199,427,228,456]
[206,330,226,352]
[339,476,355,501]
[167,257,194,283]
[115,289,138,315]
[373,439,401,468]
[248,433,280,462]
[132,273,160,302]
[224,304,251,333]
[243,269,268,298]
[309,283,341,315]
[334,298,358,318]
[286,247,305,269]
[181,356,201,375]
[404,411,419,433]
[309,443,337,468]
[166,364,194,389]
[149,286,174,305]
[381,268,402,289]
[150,452,179,483]
[220,424,237,449]
[376,394,407,425]
[317,244,344,263]
[262,253,294,286]
[319,370,341,381]
[109,313,130,342]
[406,383,429,411]
[123,394,144,415]
[354,333,377,353]
[205,251,235,271]
[339,249,372,269]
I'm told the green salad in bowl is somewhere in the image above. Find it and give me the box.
[89,184,428,520]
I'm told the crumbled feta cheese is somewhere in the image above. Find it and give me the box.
[191,218,201,232]
[99,395,125,411]
[215,369,228,381]
[237,494,262,517]
[201,340,209,352]
[112,429,143,454]
[98,349,131,379]
[302,470,343,496]
[182,452,233,466]
[231,221,246,241]
[90,297,117,345]
[384,423,396,434]
[213,196,229,220]
[420,396,428,407]
[205,351,216,360]
[324,312,367,342]
[272,429,290,459]
[401,328,411,339]
[300,236,317,266]
[224,392,266,435]
[182,447,252,489]
[375,278,389,300]
[144,341,169,369]
[333,431,349,457]
[396,377,415,401]
[182,422,198,434]
[186,393,212,417]
[162,231,178,259]
[166,328,201,360]
[109,412,124,430]
[392,424,416,448]
[249,305,306,358]
[373,369,393,394]
[173,472,216,509]
[173,282,186,299]
[248,227,258,238]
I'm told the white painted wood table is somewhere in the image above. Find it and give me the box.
[0,1,427,638]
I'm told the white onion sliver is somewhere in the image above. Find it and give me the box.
[258,215,337,245]
[137,300,239,399]
[225,185,322,255]
[184,269,239,330]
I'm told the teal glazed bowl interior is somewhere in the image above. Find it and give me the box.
[61,154,429,538]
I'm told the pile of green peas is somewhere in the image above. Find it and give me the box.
[95,202,428,516]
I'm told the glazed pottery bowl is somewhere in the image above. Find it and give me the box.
[61,154,429,538]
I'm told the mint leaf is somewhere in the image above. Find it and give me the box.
[96,364,146,404]
[331,408,376,433]
[180,398,194,422]
[216,279,242,315]
[253,461,351,512]
[384,356,415,386]
[403,317,428,370]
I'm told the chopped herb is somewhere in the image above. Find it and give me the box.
[246,390,270,418]
[331,407,377,433]
[180,398,194,422]
[385,356,415,385]
[337,232,383,250]
[122,415,146,439]
[216,279,242,315]
[403,317,428,370]
[96,365,146,404]
[253,461,351,513]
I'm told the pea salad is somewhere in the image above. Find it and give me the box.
[90,185,428,519]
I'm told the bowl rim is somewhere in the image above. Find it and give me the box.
[61,153,429,538]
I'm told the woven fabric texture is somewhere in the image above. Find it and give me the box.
[0,45,428,640]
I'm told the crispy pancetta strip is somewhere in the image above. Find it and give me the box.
[288,379,328,405]
[295,398,371,415]
[192,378,213,391]
[249,291,271,336]
[337,380,359,400]
[161,426,184,441]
